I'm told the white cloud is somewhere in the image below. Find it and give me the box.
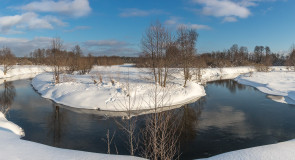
[223,16,238,22]
[193,0,251,22]
[64,26,90,32]
[0,12,65,34]
[189,24,212,30]
[0,37,53,56]
[84,40,128,47]
[192,0,279,22]
[20,0,91,17]
[119,8,164,17]
[84,40,139,56]
[165,17,211,30]
[164,17,180,25]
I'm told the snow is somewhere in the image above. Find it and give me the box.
[198,139,295,160]
[31,65,291,111]
[199,67,255,82]
[0,65,51,79]
[0,112,144,160]
[0,113,25,137]
[32,65,207,111]
[235,71,295,104]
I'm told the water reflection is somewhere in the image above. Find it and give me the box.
[211,80,247,93]
[0,80,16,115]
[47,105,68,147]
[179,99,204,142]
[5,79,295,160]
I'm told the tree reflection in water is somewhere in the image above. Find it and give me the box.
[0,80,16,116]
[47,104,68,147]
[178,97,205,144]
[212,80,247,93]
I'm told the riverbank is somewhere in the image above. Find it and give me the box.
[235,71,295,105]
[0,65,51,79]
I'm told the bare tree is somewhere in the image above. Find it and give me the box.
[141,21,173,87]
[0,47,17,75]
[47,37,64,84]
[177,26,198,87]
[254,46,265,64]
[194,55,207,83]
[263,46,273,70]
[285,45,295,71]
[78,54,95,75]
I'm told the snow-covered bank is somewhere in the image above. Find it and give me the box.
[198,139,295,160]
[32,65,206,111]
[198,66,288,83]
[199,67,255,82]
[235,71,295,104]
[0,65,51,80]
[0,112,143,160]
[0,113,25,137]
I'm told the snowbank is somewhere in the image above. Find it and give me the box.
[198,139,295,160]
[0,112,144,160]
[32,65,206,111]
[235,71,295,104]
[0,112,24,137]
[0,65,51,80]
[199,67,255,82]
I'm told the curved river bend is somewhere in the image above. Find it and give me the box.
[1,79,295,160]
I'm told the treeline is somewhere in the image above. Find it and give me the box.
[199,44,287,68]
[28,47,125,67]
[0,44,128,76]
[137,44,288,69]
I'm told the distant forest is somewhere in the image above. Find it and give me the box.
[2,44,293,67]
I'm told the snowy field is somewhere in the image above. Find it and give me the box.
[236,71,295,105]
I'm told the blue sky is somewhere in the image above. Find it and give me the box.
[0,0,294,56]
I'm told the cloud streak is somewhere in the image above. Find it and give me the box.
[164,17,211,30]
[19,0,91,17]
[84,40,139,56]
[119,8,165,17]
[192,0,251,22]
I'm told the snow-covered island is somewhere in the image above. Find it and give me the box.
[32,65,207,111]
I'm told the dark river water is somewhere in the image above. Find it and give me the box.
[1,79,295,160]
